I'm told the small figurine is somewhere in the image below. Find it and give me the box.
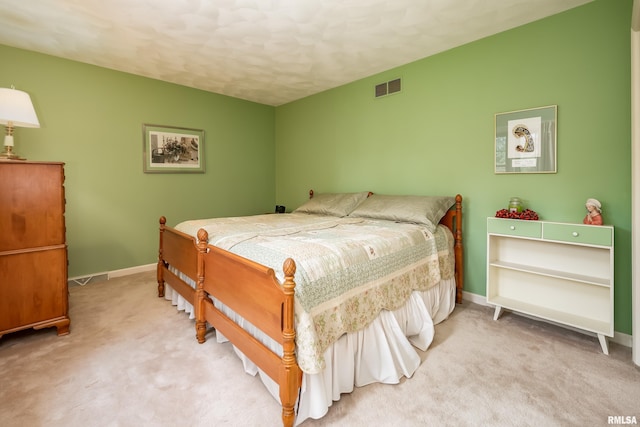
[583,198,603,225]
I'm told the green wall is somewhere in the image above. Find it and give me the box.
[0,46,276,277]
[0,0,632,335]
[275,0,633,334]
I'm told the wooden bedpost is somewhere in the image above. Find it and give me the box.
[454,195,464,304]
[157,216,166,297]
[280,258,301,427]
[195,228,209,344]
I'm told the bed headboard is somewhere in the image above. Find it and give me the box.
[440,194,462,231]
[440,194,463,304]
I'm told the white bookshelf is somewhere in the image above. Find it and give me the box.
[486,218,614,354]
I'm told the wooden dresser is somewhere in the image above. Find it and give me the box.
[0,161,70,338]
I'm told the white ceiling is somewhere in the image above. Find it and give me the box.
[0,0,592,106]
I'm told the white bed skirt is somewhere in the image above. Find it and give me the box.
[163,278,455,425]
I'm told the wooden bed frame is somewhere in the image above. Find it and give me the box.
[156,194,463,427]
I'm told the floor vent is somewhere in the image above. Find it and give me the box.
[68,273,109,287]
[375,78,402,98]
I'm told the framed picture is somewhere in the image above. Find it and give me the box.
[142,124,205,173]
[494,105,557,174]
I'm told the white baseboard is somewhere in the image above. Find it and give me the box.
[107,263,156,279]
[68,263,156,286]
[462,291,632,349]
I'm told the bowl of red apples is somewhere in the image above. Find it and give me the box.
[495,208,539,220]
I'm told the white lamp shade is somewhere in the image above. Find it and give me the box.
[0,88,40,128]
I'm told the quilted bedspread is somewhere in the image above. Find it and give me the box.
[175,213,454,373]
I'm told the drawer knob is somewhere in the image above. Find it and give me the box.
[510,226,515,230]
[572,231,579,237]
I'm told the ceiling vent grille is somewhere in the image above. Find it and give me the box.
[375,78,402,98]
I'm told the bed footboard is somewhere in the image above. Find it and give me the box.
[195,229,302,427]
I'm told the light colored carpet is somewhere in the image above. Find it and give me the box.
[1,271,638,427]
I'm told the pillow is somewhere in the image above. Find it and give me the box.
[348,194,455,232]
[293,192,370,217]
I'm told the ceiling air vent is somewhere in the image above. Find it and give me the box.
[387,78,401,94]
[374,78,402,98]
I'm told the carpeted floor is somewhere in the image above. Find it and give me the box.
[0,271,638,427]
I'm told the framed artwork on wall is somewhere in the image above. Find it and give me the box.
[494,105,557,174]
[142,124,205,173]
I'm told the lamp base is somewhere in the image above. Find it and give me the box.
[0,147,26,161]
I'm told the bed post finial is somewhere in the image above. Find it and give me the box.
[283,258,296,279]
[309,189,314,199]
[197,228,208,243]
[280,258,300,427]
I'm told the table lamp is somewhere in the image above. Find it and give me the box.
[0,86,40,161]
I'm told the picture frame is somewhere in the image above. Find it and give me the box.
[494,105,557,174]
[142,124,205,173]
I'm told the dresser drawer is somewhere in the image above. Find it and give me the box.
[487,218,542,238]
[542,223,613,247]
